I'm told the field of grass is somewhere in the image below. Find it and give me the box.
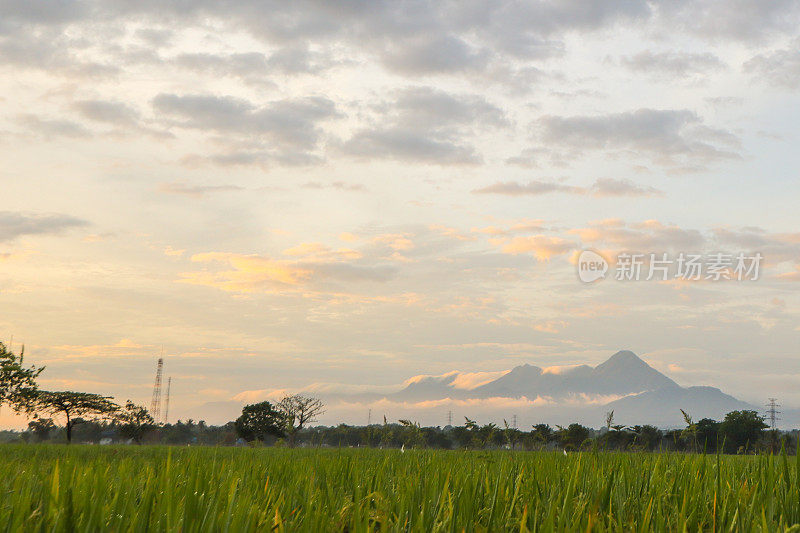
[1,445,800,531]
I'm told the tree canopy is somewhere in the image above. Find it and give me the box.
[235,401,286,442]
[115,401,155,444]
[34,391,119,443]
[277,395,325,446]
[0,342,43,413]
[719,410,768,453]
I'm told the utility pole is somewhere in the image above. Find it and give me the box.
[368,408,371,426]
[512,414,518,430]
[447,410,453,426]
[766,398,781,429]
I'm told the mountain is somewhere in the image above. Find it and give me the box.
[605,385,754,427]
[394,350,679,401]
[208,350,759,429]
[470,350,677,399]
[387,350,756,427]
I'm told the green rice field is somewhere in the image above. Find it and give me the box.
[1,444,799,531]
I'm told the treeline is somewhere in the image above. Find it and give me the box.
[1,414,795,455]
[0,342,321,445]
[1,342,795,453]
[3,403,796,456]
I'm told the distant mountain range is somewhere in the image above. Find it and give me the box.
[195,350,772,428]
[388,350,756,427]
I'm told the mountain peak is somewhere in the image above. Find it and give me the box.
[607,350,642,363]
[593,350,651,370]
[591,350,677,392]
[509,363,542,375]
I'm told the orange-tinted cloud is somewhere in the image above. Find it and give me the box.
[496,235,574,261]
[181,252,312,292]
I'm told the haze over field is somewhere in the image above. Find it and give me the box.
[1,1,799,428]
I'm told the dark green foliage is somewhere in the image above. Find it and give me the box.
[559,423,590,450]
[719,410,768,453]
[235,401,286,442]
[0,342,43,413]
[34,391,119,443]
[115,401,156,444]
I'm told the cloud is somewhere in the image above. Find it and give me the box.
[539,108,740,170]
[0,25,117,78]
[180,241,398,294]
[342,87,507,165]
[619,50,725,77]
[744,38,800,89]
[382,34,490,75]
[777,266,800,281]
[474,178,662,197]
[653,0,800,43]
[0,211,88,242]
[712,227,800,264]
[181,252,312,293]
[17,114,92,139]
[474,180,580,196]
[173,46,337,79]
[301,181,367,192]
[73,99,139,126]
[496,235,574,261]
[570,219,705,251]
[158,181,244,198]
[153,93,340,165]
[342,129,482,165]
[589,178,663,197]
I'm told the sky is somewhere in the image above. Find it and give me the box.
[1,0,800,428]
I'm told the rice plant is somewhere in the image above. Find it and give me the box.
[1,444,799,531]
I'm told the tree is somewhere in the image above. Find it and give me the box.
[631,425,662,451]
[559,423,590,450]
[277,395,324,446]
[235,401,285,442]
[531,424,554,447]
[27,417,55,442]
[0,342,44,413]
[116,401,155,444]
[719,410,767,453]
[399,419,425,448]
[695,418,720,452]
[34,391,119,443]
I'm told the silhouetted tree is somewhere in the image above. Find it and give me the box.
[631,425,661,451]
[34,391,119,443]
[719,410,768,453]
[235,401,285,443]
[277,395,324,446]
[531,424,554,448]
[695,418,720,452]
[116,401,155,444]
[559,423,590,450]
[0,343,43,413]
[27,417,55,442]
